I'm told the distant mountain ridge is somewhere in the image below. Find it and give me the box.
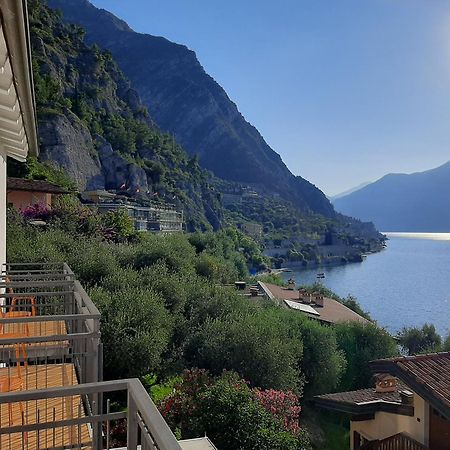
[47,0,335,218]
[329,182,371,201]
[332,162,450,232]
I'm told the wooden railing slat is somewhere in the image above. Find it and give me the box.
[360,432,429,450]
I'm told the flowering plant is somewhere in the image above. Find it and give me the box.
[21,203,52,220]
[254,388,301,434]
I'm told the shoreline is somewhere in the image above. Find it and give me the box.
[383,232,450,241]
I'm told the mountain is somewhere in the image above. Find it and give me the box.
[332,162,450,232]
[18,0,223,231]
[329,182,371,201]
[47,0,335,218]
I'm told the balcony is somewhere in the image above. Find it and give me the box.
[0,263,200,450]
[360,432,429,450]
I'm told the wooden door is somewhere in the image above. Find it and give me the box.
[430,406,450,450]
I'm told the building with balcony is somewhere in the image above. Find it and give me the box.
[315,353,450,450]
[82,191,184,233]
[0,263,216,449]
[0,3,212,449]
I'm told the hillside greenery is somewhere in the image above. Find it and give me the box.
[26,0,389,251]
[7,205,400,447]
[24,0,221,231]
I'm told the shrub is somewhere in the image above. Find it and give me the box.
[21,203,52,221]
[159,369,311,450]
[89,286,173,379]
[100,209,135,241]
[183,312,303,392]
[254,389,301,434]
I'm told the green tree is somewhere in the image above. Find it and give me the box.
[100,209,135,240]
[335,322,398,391]
[397,324,442,355]
[443,333,450,351]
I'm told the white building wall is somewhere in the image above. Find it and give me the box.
[0,148,6,269]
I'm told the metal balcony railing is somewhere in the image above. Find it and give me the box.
[0,378,182,449]
[0,263,102,386]
[0,263,183,449]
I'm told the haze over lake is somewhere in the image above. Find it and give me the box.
[283,233,450,337]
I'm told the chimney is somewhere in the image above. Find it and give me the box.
[303,294,312,304]
[375,374,397,393]
[287,279,296,290]
[315,294,324,307]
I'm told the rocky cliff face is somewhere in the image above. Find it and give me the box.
[38,111,102,190]
[27,0,222,231]
[47,0,335,218]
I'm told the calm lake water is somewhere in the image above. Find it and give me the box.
[282,233,450,336]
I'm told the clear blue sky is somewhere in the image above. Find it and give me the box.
[91,0,450,195]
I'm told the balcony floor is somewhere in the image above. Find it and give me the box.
[0,363,91,449]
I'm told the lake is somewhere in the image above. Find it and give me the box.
[282,233,450,337]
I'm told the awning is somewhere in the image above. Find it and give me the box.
[0,0,38,161]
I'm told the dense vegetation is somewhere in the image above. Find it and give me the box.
[7,203,400,448]
[158,369,310,449]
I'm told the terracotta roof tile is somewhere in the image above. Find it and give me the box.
[370,352,450,419]
[7,177,68,194]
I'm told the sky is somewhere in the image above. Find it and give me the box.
[90,0,450,196]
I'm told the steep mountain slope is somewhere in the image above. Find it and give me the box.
[47,0,335,218]
[333,162,450,232]
[23,0,222,231]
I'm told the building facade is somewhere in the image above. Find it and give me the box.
[82,191,184,233]
[7,177,67,210]
[315,353,450,450]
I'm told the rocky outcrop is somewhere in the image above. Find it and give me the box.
[38,111,104,190]
[95,136,149,192]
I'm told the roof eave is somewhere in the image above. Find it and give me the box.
[314,396,414,419]
[1,0,38,158]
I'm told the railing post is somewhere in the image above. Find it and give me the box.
[91,315,102,448]
[127,389,139,450]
